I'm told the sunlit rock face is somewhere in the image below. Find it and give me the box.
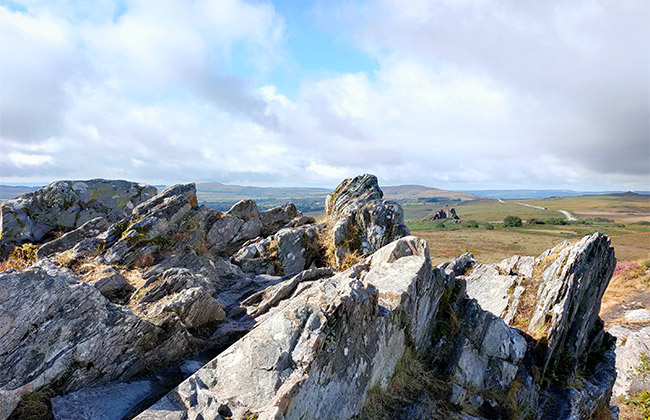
[0,174,619,420]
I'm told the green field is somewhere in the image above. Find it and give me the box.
[407,193,650,266]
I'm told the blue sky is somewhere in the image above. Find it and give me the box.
[0,0,648,190]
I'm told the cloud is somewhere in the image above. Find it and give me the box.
[0,0,647,191]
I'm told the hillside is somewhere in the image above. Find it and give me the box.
[382,184,477,201]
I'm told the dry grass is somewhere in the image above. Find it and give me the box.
[7,389,54,420]
[0,243,39,271]
[600,259,650,329]
[357,347,453,420]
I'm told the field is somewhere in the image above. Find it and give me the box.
[406,193,650,266]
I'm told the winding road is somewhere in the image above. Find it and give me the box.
[497,199,577,221]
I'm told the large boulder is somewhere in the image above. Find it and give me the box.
[0,180,156,247]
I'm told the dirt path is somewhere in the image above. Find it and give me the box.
[498,200,577,221]
[557,209,576,221]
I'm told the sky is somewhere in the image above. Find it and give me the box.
[0,0,648,190]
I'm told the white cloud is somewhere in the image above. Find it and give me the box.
[9,153,53,167]
[0,0,647,191]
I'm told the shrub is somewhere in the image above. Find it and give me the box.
[544,218,567,225]
[465,220,479,228]
[484,223,495,230]
[527,218,544,225]
[435,222,445,229]
[503,216,522,227]
[637,221,650,226]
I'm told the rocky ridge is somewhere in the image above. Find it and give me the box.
[0,174,620,420]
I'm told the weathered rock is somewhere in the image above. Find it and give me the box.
[529,233,616,378]
[135,236,444,420]
[423,206,458,221]
[87,267,135,303]
[51,380,153,420]
[259,203,298,237]
[233,225,322,277]
[147,286,225,330]
[102,183,199,266]
[325,175,410,266]
[325,173,383,218]
[612,326,650,396]
[440,252,476,276]
[0,260,193,419]
[226,199,259,220]
[36,217,109,258]
[0,180,156,247]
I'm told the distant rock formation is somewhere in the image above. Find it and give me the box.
[0,175,619,420]
[423,205,458,221]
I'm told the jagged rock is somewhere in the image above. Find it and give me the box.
[147,287,225,330]
[259,203,298,236]
[135,236,444,420]
[325,173,383,217]
[0,260,194,419]
[440,252,476,276]
[227,199,259,220]
[233,225,322,277]
[206,215,244,246]
[0,180,156,247]
[611,326,650,396]
[87,267,134,303]
[51,380,153,420]
[457,233,617,419]
[529,233,616,377]
[36,217,109,258]
[102,183,200,266]
[325,175,410,265]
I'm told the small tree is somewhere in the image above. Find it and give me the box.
[503,215,522,227]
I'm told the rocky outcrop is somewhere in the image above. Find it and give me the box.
[457,233,618,419]
[135,236,443,420]
[0,180,156,248]
[0,261,195,419]
[35,217,109,258]
[324,174,410,266]
[0,174,621,420]
[423,205,458,221]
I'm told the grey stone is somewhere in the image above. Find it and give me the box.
[325,173,383,218]
[36,217,109,258]
[0,261,194,419]
[135,236,443,420]
[624,309,650,321]
[1,179,156,246]
[613,327,650,396]
[259,203,298,237]
[88,267,135,303]
[226,199,259,220]
[51,380,153,420]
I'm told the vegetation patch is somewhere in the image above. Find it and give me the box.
[0,243,39,271]
[355,347,453,420]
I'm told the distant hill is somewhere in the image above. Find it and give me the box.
[196,182,329,199]
[464,189,650,199]
[0,185,39,201]
[382,185,477,202]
